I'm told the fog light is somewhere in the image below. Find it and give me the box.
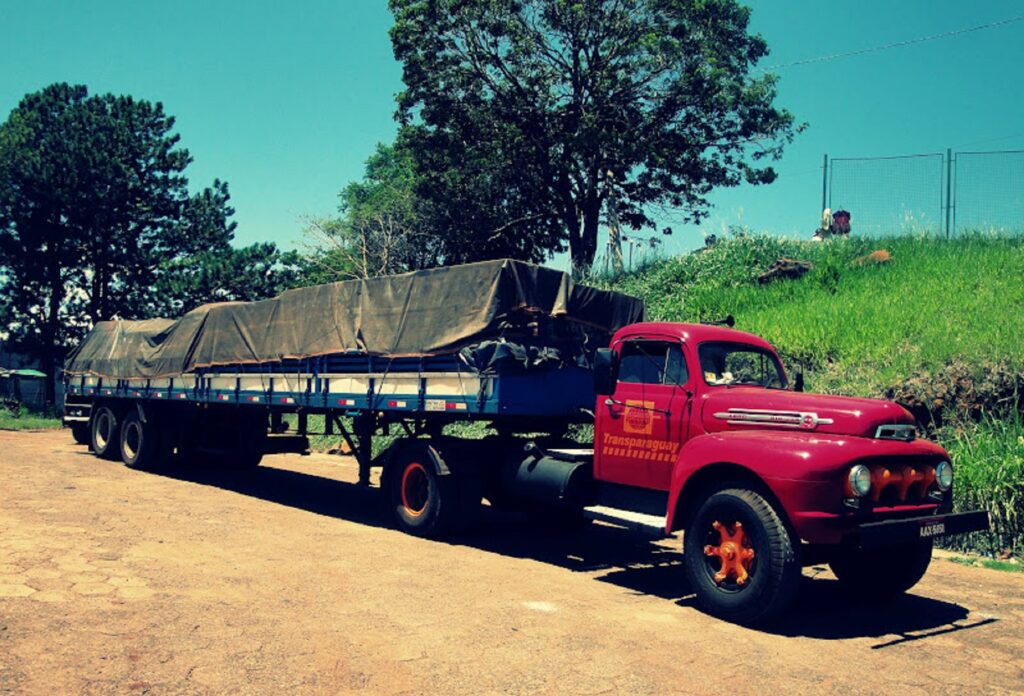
[848,464,872,497]
[936,461,953,491]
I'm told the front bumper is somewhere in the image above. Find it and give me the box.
[857,510,990,549]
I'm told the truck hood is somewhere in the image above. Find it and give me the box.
[700,388,915,439]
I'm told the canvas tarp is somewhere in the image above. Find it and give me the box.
[64,259,645,379]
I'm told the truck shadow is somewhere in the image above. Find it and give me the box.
[475,516,987,643]
[147,458,390,530]
[149,459,990,643]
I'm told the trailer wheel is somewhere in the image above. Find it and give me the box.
[70,423,90,445]
[683,487,800,625]
[828,540,932,597]
[224,417,266,469]
[119,411,171,470]
[90,406,122,460]
[387,444,462,538]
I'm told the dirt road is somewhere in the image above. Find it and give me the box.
[1,430,1022,695]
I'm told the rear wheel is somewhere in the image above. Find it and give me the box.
[683,487,800,625]
[829,540,932,597]
[223,414,267,468]
[119,411,171,470]
[70,423,90,445]
[90,406,122,460]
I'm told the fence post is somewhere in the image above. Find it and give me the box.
[945,148,953,239]
[821,154,829,214]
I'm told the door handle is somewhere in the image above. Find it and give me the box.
[605,397,670,417]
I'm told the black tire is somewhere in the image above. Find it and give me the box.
[224,413,267,468]
[223,435,266,468]
[828,540,933,598]
[119,411,171,470]
[90,406,122,460]
[683,487,801,625]
[70,423,90,445]
[387,443,468,538]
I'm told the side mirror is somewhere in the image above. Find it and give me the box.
[593,348,618,396]
[794,371,805,392]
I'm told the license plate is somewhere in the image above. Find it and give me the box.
[919,521,945,538]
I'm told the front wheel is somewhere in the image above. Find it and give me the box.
[683,487,801,625]
[829,540,932,597]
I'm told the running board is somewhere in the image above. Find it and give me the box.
[583,505,669,538]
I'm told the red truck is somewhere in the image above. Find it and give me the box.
[62,260,989,625]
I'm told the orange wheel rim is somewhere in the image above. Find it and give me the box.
[703,520,755,586]
[400,462,429,516]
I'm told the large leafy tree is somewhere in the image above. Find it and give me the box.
[389,0,797,270]
[0,83,281,402]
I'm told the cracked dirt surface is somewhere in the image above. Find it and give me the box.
[1,429,1023,695]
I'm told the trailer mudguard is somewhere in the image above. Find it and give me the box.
[379,438,453,480]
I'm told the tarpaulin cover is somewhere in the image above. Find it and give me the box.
[65,259,645,379]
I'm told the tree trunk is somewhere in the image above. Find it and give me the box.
[571,200,601,274]
[42,253,63,408]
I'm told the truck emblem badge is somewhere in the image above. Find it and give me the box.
[623,400,655,435]
[714,408,834,429]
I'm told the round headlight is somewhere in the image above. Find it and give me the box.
[936,461,953,491]
[848,464,872,497]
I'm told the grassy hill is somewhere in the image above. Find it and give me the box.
[606,233,1023,401]
[602,232,1024,556]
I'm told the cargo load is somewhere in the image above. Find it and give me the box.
[64,259,645,380]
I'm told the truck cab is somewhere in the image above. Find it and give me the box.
[586,321,988,623]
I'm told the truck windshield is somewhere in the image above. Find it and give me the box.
[698,342,787,389]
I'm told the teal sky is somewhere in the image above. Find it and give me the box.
[2,1,1023,258]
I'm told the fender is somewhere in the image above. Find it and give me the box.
[664,430,949,537]
[379,438,454,489]
[133,400,149,423]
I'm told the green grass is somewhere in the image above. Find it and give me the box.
[945,554,1024,574]
[941,415,1024,557]
[0,408,62,430]
[602,232,1024,399]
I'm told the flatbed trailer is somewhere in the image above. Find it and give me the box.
[62,259,989,625]
[65,355,594,417]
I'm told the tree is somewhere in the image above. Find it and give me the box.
[152,243,304,316]
[389,0,798,271]
[304,142,442,280]
[0,83,260,402]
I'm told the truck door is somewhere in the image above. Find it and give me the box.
[594,338,691,490]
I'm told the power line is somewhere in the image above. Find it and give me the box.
[762,13,1024,71]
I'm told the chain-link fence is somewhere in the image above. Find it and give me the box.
[954,150,1024,234]
[825,148,1024,237]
